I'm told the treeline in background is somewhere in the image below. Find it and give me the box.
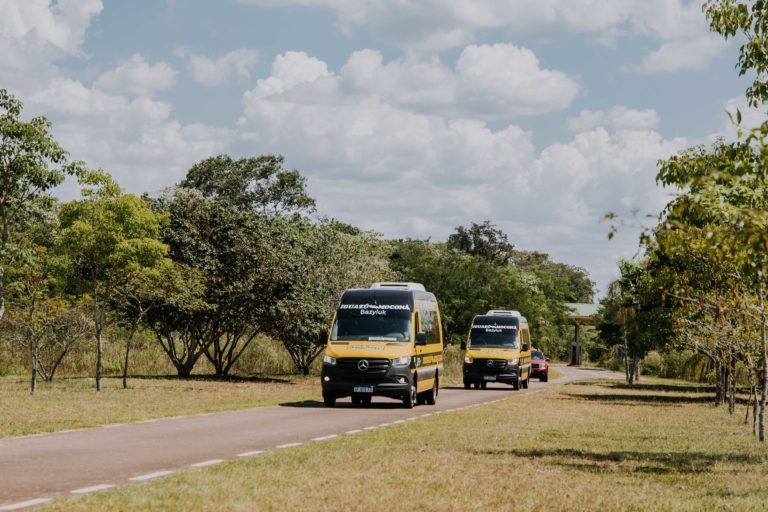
[0,89,593,392]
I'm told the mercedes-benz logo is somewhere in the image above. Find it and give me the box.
[357,359,369,371]
[487,359,494,367]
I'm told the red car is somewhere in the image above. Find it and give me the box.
[530,348,549,382]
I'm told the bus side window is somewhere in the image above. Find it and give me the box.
[522,329,530,351]
[413,311,420,340]
[421,309,439,345]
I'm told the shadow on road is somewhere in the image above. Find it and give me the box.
[279,399,409,409]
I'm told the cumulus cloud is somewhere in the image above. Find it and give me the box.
[185,47,260,86]
[627,35,727,74]
[0,1,232,195]
[242,0,728,73]
[265,46,579,120]
[567,107,660,132]
[237,50,692,293]
[94,54,176,97]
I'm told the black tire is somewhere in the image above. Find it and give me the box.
[323,393,336,408]
[512,378,520,390]
[402,383,417,409]
[425,378,438,405]
[473,381,482,389]
[541,374,548,383]
[522,375,529,389]
[351,396,362,405]
[463,379,471,390]
[480,381,487,390]
[361,396,372,405]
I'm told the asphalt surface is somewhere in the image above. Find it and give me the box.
[0,365,618,509]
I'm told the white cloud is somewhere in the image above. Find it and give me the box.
[0,0,102,55]
[186,47,260,86]
[94,54,177,97]
[0,1,232,195]
[567,107,660,132]
[242,0,728,73]
[287,45,579,120]
[238,51,691,294]
[627,35,727,74]
[454,44,579,117]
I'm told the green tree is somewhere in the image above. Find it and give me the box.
[446,220,515,264]
[0,89,79,324]
[272,221,393,374]
[58,172,169,390]
[154,154,316,377]
[705,0,768,106]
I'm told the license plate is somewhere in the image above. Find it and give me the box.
[483,375,496,381]
[353,385,374,393]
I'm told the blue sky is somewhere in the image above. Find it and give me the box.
[0,0,758,295]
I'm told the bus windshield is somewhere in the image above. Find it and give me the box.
[332,310,411,342]
[468,321,519,348]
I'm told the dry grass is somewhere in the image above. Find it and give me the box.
[0,375,319,438]
[44,377,768,511]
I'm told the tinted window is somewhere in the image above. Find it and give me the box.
[420,309,440,345]
[332,304,411,342]
[532,350,544,359]
[469,316,519,348]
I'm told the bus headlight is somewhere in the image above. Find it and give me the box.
[464,355,474,364]
[392,356,411,367]
[323,355,337,365]
[507,358,519,365]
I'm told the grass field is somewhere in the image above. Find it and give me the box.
[0,375,319,438]
[44,376,768,512]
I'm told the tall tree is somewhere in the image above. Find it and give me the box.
[0,89,78,324]
[155,154,316,377]
[272,221,393,374]
[447,220,515,264]
[58,172,169,390]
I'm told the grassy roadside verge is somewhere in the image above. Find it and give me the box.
[0,375,319,438]
[45,377,768,511]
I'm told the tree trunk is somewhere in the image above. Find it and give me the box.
[753,382,759,436]
[95,312,104,392]
[757,286,768,441]
[0,266,5,324]
[122,321,138,389]
[30,349,37,395]
[715,360,723,406]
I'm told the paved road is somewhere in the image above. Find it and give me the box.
[0,366,617,509]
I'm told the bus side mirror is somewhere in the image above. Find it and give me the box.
[318,330,327,345]
[522,343,529,351]
[460,341,466,350]
[415,332,428,345]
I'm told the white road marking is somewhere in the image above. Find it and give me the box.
[420,413,432,418]
[0,498,53,511]
[363,426,378,430]
[190,459,223,468]
[276,442,302,449]
[70,484,115,494]
[237,450,264,457]
[311,434,338,442]
[377,423,392,427]
[392,420,406,424]
[129,470,174,481]
[405,417,418,421]
[345,429,362,434]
